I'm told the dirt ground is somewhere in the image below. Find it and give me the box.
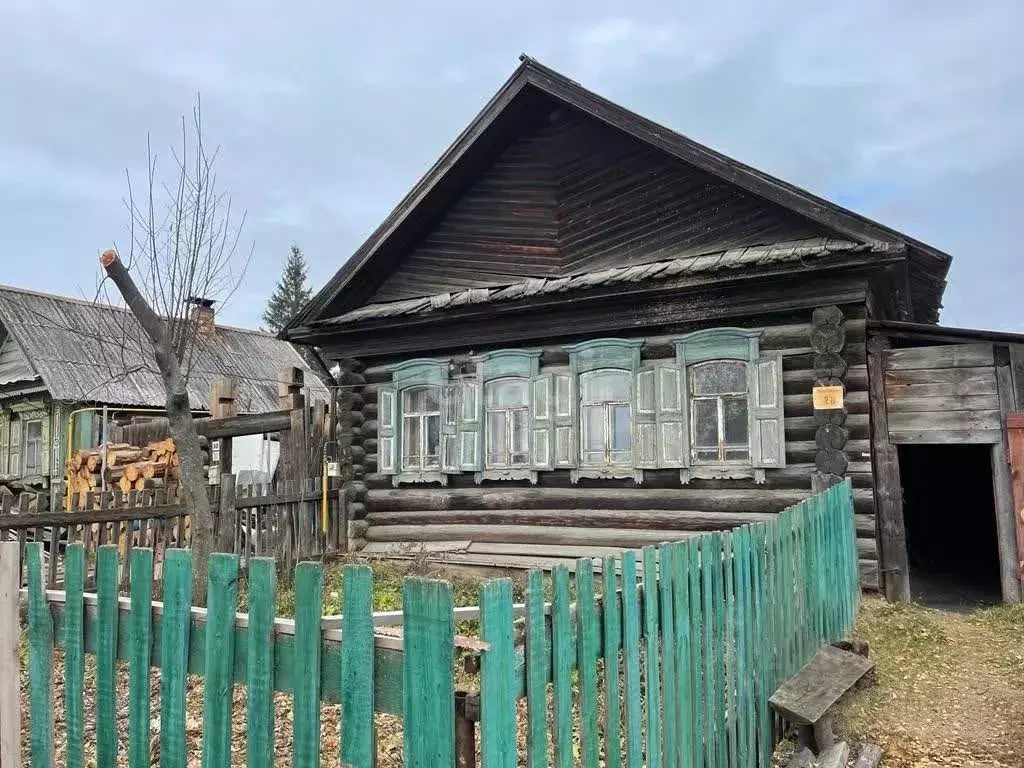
[835,597,1024,768]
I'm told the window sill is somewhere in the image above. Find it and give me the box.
[475,469,538,485]
[393,471,448,487]
[680,465,766,484]
[571,467,644,484]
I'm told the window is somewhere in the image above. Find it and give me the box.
[23,419,43,475]
[401,386,441,471]
[8,418,21,476]
[689,361,749,463]
[580,370,632,466]
[485,378,530,468]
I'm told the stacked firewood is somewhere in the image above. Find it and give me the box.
[66,439,187,494]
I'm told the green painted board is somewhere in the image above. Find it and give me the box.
[525,569,549,768]
[128,548,154,768]
[292,562,323,768]
[576,559,600,768]
[551,565,573,768]
[723,534,738,768]
[732,528,751,768]
[642,546,662,768]
[402,578,455,768]
[95,545,120,768]
[621,551,643,768]
[687,538,704,768]
[601,557,622,768]
[672,542,693,768]
[712,533,727,768]
[63,543,85,768]
[340,565,374,768]
[201,553,240,768]
[26,543,53,768]
[658,543,677,768]
[160,549,194,768]
[481,579,516,768]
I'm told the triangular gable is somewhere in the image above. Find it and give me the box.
[0,331,38,386]
[287,57,951,330]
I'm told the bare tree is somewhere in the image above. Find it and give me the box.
[99,99,251,603]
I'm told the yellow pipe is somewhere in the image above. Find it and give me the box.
[321,459,329,533]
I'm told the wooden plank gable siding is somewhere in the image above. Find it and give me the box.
[345,312,880,588]
[884,343,1003,444]
[371,106,831,303]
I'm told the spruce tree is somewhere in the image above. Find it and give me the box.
[263,245,314,332]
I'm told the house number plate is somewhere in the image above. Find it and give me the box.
[812,385,845,410]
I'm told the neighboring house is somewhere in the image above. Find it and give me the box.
[0,284,330,498]
[283,57,1024,604]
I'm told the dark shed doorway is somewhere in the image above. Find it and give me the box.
[898,444,1002,608]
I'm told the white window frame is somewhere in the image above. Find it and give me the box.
[689,360,751,465]
[400,385,442,472]
[22,418,44,476]
[578,368,633,469]
[484,377,530,470]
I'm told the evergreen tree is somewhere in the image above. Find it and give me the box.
[263,245,314,332]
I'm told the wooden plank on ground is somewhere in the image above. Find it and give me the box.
[769,645,874,725]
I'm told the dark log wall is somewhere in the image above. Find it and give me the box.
[346,309,879,586]
[371,106,832,302]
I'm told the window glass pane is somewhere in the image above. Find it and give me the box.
[695,448,718,462]
[424,415,440,467]
[582,406,605,453]
[723,396,749,446]
[487,379,529,408]
[487,411,507,465]
[402,416,420,469]
[692,399,719,448]
[26,421,42,440]
[690,361,747,396]
[511,409,529,455]
[403,386,440,414]
[725,448,750,461]
[582,371,630,403]
[611,405,631,451]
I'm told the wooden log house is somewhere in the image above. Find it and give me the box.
[283,57,1024,604]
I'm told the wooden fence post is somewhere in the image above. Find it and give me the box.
[0,541,21,768]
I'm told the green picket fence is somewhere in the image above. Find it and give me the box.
[13,480,859,768]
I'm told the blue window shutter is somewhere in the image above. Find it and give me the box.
[442,384,460,472]
[655,362,688,468]
[633,366,657,468]
[552,372,576,468]
[751,352,786,468]
[458,376,483,471]
[378,386,397,475]
[530,373,554,470]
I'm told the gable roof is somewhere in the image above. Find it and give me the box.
[0,284,330,412]
[285,56,952,336]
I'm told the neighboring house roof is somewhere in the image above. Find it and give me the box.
[0,284,330,412]
[328,238,894,326]
[284,56,951,335]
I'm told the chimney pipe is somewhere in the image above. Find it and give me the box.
[188,297,216,338]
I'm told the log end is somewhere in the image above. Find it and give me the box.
[99,248,119,267]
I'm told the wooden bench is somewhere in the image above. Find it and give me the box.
[769,644,875,753]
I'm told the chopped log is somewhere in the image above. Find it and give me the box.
[124,464,140,483]
[854,743,883,768]
[70,452,83,471]
[107,449,144,465]
[85,454,100,472]
[118,475,132,493]
[141,461,167,479]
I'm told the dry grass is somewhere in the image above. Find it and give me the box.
[836,597,1024,767]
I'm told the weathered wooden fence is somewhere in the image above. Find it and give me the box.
[7,481,858,768]
[0,476,347,589]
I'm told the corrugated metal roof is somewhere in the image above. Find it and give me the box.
[323,238,892,326]
[0,285,330,412]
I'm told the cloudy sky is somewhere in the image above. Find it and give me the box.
[1,1,1021,330]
